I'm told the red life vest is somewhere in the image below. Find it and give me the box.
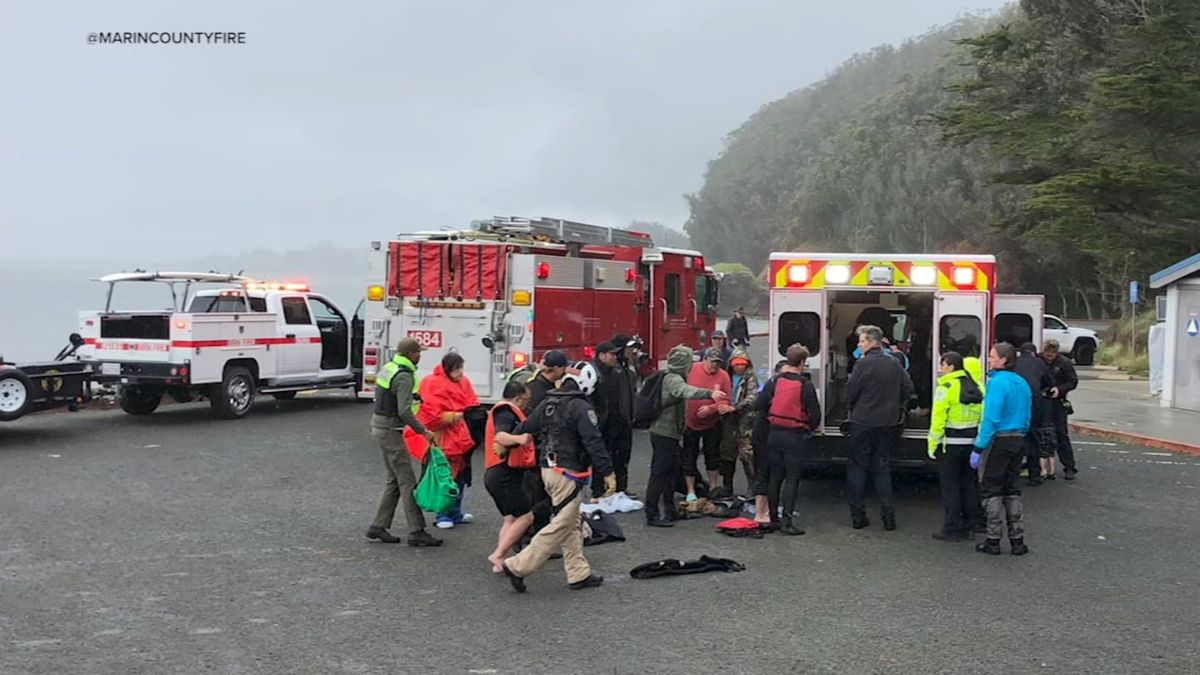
[767,376,811,430]
[484,401,537,469]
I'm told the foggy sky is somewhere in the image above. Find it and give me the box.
[1,0,1008,258]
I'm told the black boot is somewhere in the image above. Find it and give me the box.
[406,530,444,547]
[1010,538,1030,556]
[569,575,604,590]
[780,515,805,536]
[851,512,870,529]
[881,509,897,531]
[976,538,1002,555]
[365,526,401,543]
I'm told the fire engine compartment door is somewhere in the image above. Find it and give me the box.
[933,291,988,369]
[994,294,1044,351]
[769,288,825,417]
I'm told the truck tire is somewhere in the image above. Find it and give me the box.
[211,366,256,419]
[271,391,298,401]
[119,385,163,416]
[1073,340,1096,366]
[0,369,35,422]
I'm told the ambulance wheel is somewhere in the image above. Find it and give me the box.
[212,366,256,419]
[1072,340,1096,366]
[271,391,297,401]
[0,369,34,422]
[119,385,162,416]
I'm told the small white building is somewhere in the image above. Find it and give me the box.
[1151,252,1200,412]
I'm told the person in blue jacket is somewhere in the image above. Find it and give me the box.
[971,342,1033,556]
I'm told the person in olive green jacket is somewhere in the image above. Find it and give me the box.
[645,345,727,527]
[366,337,442,547]
[927,351,985,542]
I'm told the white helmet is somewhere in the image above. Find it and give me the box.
[563,361,599,396]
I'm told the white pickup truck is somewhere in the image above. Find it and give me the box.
[1043,314,1101,365]
[79,272,364,419]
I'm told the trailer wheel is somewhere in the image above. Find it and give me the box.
[212,366,256,419]
[0,369,34,422]
[271,391,297,401]
[119,385,163,416]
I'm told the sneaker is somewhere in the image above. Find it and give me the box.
[1064,470,1077,481]
[568,575,604,590]
[685,493,698,503]
[365,526,401,544]
[454,513,474,524]
[1045,473,1057,481]
[622,490,640,499]
[435,519,455,530]
[646,518,675,528]
[407,530,444,547]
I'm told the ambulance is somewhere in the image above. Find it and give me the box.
[766,253,1044,466]
[359,217,720,404]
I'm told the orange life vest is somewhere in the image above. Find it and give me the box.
[484,401,537,469]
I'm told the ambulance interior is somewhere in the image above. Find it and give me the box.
[817,290,981,432]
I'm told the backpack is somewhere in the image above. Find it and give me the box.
[959,373,984,405]
[506,364,539,385]
[415,446,461,514]
[631,371,667,429]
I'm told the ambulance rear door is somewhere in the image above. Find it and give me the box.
[769,287,826,423]
[933,290,989,366]
[994,294,1044,351]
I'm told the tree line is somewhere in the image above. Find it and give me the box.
[683,0,1199,318]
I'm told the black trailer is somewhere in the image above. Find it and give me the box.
[0,335,93,422]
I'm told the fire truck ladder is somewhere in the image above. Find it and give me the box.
[471,216,654,249]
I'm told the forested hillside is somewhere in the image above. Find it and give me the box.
[685,1,1199,317]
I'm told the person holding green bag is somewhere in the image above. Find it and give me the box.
[365,337,443,548]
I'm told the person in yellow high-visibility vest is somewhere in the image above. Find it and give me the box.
[365,337,441,547]
[928,351,985,542]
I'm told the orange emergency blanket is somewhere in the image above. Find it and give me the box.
[405,365,480,476]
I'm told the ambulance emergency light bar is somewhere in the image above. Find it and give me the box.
[781,262,976,288]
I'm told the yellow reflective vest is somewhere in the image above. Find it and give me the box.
[928,369,984,453]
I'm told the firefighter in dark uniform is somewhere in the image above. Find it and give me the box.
[500,362,615,593]
[1042,339,1080,480]
[365,337,442,547]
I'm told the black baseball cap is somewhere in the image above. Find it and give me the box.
[596,341,621,354]
[611,334,639,349]
[542,350,569,368]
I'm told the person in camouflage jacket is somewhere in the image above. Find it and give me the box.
[718,347,760,496]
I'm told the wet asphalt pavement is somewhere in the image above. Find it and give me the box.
[2,395,1199,674]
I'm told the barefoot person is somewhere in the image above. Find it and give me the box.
[484,381,537,572]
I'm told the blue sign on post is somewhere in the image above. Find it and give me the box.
[1130,280,1139,304]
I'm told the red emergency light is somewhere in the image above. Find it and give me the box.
[536,262,551,279]
[582,346,596,359]
[626,268,637,283]
[512,352,529,368]
[787,264,811,286]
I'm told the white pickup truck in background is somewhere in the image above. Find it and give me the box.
[79,273,364,419]
[1043,314,1101,365]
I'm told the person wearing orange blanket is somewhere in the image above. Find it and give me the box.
[406,352,482,529]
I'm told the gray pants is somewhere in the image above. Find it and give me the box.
[370,427,427,533]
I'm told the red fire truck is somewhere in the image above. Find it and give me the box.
[766,253,1044,466]
[359,217,720,404]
